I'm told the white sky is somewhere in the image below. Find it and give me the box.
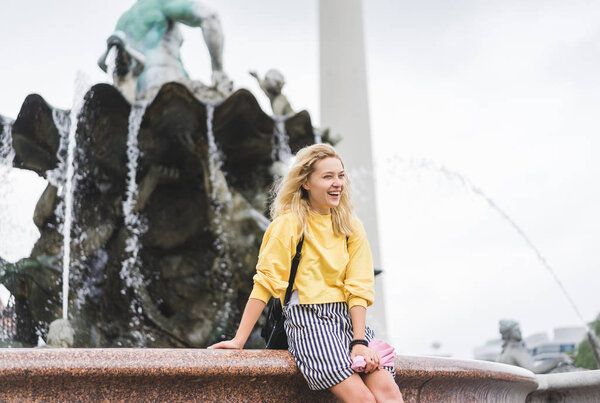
[1,0,600,359]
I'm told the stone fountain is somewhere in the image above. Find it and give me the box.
[1,81,318,348]
[0,0,321,349]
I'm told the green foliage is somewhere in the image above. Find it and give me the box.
[574,313,600,370]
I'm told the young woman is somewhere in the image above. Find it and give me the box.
[209,144,403,403]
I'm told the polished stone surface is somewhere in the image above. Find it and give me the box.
[527,370,600,403]
[0,349,542,402]
[394,354,538,402]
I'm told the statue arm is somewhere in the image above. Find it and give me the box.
[162,0,224,72]
[510,348,537,371]
[512,348,565,374]
[248,71,276,102]
[98,31,146,76]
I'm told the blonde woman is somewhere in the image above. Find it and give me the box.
[209,144,403,403]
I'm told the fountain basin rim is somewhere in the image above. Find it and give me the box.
[0,348,537,381]
[535,370,600,390]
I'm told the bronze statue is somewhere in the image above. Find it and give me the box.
[98,0,232,101]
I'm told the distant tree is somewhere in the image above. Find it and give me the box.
[574,313,600,370]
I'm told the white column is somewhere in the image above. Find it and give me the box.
[319,0,387,338]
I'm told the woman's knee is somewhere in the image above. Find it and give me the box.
[332,386,376,403]
[372,381,402,402]
[365,371,403,402]
[378,380,403,401]
[339,389,375,403]
[330,375,376,403]
[355,389,377,403]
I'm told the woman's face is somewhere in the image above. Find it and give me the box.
[302,157,345,215]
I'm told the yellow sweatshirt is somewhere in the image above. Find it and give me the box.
[249,211,375,308]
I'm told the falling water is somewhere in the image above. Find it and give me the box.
[120,103,148,294]
[205,103,232,249]
[61,72,91,320]
[393,156,588,326]
[48,110,70,312]
[204,103,238,336]
[0,118,14,165]
[0,119,15,194]
[105,46,118,80]
[1,118,46,264]
[205,103,233,275]
[0,295,17,343]
[313,128,323,144]
[205,104,230,206]
[0,119,15,259]
[271,115,292,163]
[48,109,70,188]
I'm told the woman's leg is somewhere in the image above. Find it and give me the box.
[329,373,376,403]
[363,369,404,403]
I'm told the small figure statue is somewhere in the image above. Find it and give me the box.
[249,69,294,116]
[497,319,571,374]
[98,0,232,100]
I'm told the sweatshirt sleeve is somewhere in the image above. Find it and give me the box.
[249,216,296,303]
[344,218,375,308]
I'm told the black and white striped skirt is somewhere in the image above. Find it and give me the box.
[283,302,395,391]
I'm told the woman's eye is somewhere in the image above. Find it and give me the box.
[324,175,332,179]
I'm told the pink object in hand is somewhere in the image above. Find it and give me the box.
[351,339,396,372]
[351,355,367,372]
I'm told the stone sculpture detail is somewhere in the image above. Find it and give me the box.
[98,0,232,101]
[497,319,572,374]
[46,319,74,348]
[250,69,294,116]
[0,82,316,348]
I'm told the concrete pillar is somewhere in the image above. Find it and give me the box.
[319,0,387,338]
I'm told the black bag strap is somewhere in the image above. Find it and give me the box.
[282,235,304,306]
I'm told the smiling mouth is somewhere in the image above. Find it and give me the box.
[328,191,341,197]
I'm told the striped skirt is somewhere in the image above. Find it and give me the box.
[283,302,395,390]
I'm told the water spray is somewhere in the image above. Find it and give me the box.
[61,72,91,320]
[388,156,590,329]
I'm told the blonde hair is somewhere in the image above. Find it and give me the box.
[270,143,355,237]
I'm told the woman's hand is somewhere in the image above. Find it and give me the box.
[351,344,380,373]
[207,338,244,350]
[207,298,266,350]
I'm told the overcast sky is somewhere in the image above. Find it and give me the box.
[1,0,600,359]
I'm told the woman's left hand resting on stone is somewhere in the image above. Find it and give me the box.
[208,298,266,349]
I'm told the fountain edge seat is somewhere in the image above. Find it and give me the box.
[0,348,532,377]
[0,349,546,402]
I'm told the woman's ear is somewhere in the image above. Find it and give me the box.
[301,182,309,191]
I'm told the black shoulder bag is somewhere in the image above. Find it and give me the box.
[261,236,304,349]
